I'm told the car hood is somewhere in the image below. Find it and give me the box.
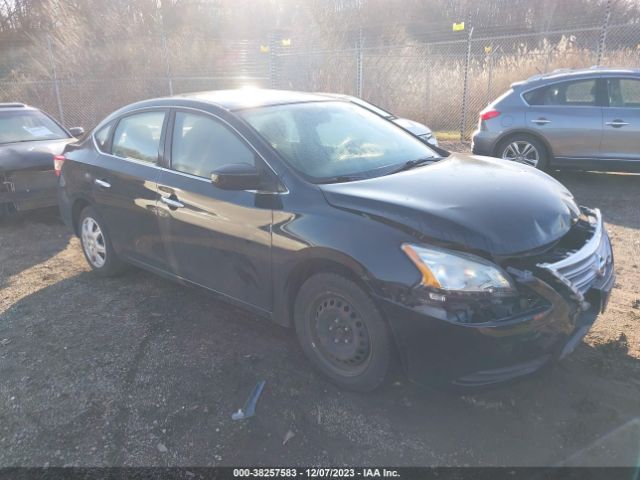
[392,117,431,136]
[320,154,581,256]
[0,138,72,171]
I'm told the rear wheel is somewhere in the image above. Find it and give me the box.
[497,134,549,170]
[294,273,392,392]
[79,206,126,276]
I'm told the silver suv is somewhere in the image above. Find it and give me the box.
[472,68,640,171]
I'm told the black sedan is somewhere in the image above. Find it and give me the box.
[0,103,83,215]
[57,90,614,391]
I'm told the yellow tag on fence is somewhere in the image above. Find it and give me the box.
[260,45,270,53]
[281,38,292,47]
[453,22,465,32]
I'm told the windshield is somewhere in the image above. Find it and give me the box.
[240,101,438,182]
[0,110,68,144]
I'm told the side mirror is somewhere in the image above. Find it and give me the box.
[211,163,262,191]
[68,127,85,137]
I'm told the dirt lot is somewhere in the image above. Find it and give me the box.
[0,164,639,467]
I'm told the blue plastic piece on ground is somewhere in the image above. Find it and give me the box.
[231,380,266,421]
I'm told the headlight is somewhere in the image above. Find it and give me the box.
[401,244,516,295]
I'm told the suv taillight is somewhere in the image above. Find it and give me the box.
[53,154,65,177]
[480,109,500,121]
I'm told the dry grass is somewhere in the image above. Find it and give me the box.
[1,32,639,132]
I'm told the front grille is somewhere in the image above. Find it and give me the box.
[538,208,613,297]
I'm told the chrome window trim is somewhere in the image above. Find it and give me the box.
[157,167,288,195]
[168,105,280,180]
[169,106,288,194]
[92,106,168,166]
[519,76,602,108]
[91,104,288,194]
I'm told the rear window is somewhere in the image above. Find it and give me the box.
[94,123,113,153]
[112,111,165,163]
[0,110,68,144]
[608,78,640,108]
[523,79,598,106]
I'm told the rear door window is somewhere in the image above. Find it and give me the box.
[607,78,640,108]
[524,79,598,106]
[112,111,166,163]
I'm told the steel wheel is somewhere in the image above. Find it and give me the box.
[310,294,372,377]
[81,216,107,268]
[502,141,540,167]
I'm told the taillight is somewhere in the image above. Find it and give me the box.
[480,109,500,121]
[53,154,65,177]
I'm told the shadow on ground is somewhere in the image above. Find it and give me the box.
[1,265,639,467]
[0,172,639,467]
[0,208,71,290]
[553,171,639,229]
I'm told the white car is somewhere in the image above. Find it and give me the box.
[318,93,438,147]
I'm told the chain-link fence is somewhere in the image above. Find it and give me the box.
[2,9,639,140]
[274,22,640,141]
[0,34,272,130]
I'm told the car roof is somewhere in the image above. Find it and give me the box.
[315,92,354,101]
[99,89,345,127]
[514,67,640,88]
[0,102,37,113]
[173,89,334,111]
[104,90,339,124]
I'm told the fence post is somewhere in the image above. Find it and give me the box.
[269,33,278,89]
[425,44,431,127]
[486,45,494,106]
[596,0,612,66]
[459,22,474,141]
[46,35,64,125]
[356,27,364,98]
[161,31,173,95]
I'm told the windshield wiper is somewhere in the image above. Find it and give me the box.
[315,175,362,184]
[387,157,439,175]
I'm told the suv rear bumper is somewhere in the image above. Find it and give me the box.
[471,130,498,157]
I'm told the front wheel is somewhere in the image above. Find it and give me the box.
[497,135,549,170]
[294,273,393,392]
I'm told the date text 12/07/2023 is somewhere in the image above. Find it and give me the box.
[232,468,401,478]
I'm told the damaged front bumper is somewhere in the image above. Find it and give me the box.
[382,207,615,388]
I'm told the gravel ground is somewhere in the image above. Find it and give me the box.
[0,161,639,467]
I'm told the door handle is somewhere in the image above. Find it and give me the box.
[605,120,629,128]
[531,118,550,125]
[161,196,184,209]
[94,179,111,188]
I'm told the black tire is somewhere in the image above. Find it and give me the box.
[78,206,127,276]
[294,273,393,392]
[496,134,550,171]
